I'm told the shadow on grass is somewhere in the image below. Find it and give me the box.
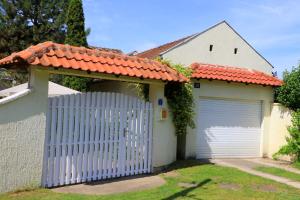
[162,159,214,173]
[162,178,211,200]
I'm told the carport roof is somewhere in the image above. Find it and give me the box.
[0,41,188,82]
[191,63,282,86]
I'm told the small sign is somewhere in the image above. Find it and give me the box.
[158,98,163,106]
[194,82,200,88]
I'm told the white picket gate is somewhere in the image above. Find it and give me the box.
[42,92,153,187]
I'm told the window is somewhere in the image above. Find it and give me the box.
[209,45,213,51]
[234,48,238,54]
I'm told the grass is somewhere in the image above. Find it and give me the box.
[292,162,300,170]
[1,160,300,200]
[256,166,300,182]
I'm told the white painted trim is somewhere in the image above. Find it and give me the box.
[0,89,32,105]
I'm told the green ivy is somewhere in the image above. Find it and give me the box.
[157,58,195,136]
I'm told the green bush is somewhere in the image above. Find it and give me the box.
[273,110,300,161]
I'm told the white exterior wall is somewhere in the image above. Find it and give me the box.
[149,84,176,167]
[162,22,273,75]
[267,103,292,158]
[186,80,274,158]
[0,67,49,193]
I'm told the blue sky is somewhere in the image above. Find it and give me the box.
[83,0,300,76]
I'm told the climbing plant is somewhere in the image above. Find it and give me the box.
[157,58,195,136]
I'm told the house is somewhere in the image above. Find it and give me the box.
[137,21,282,159]
[0,81,79,98]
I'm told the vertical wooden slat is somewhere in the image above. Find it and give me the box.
[130,98,137,175]
[126,96,132,175]
[98,92,106,179]
[66,94,74,184]
[148,103,153,173]
[82,92,91,181]
[139,101,145,174]
[144,102,150,173]
[60,95,69,185]
[135,99,141,174]
[107,93,115,178]
[53,96,63,186]
[120,94,128,177]
[103,93,110,179]
[112,93,119,177]
[93,92,101,180]
[77,93,86,182]
[71,94,80,183]
[88,93,96,181]
[117,94,124,177]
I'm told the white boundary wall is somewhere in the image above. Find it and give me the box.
[0,68,49,193]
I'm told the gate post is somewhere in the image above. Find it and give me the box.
[149,83,176,170]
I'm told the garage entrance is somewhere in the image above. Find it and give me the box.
[196,98,262,158]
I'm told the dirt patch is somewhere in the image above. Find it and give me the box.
[163,171,180,178]
[251,184,278,192]
[178,182,198,188]
[219,183,241,191]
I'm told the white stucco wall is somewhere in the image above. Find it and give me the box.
[0,67,49,193]
[162,22,273,75]
[267,103,292,158]
[186,80,274,158]
[149,84,177,168]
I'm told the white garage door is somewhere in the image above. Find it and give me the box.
[196,98,262,158]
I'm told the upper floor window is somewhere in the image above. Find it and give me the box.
[209,45,213,52]
[234,48,238,54]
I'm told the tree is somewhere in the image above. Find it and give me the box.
[0,0,68,88]
[276,65,300,111]
[62,0,90,91]
[0,0,68,57]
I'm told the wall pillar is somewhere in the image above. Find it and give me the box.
[0,67,49,193]
[149,83,176,168]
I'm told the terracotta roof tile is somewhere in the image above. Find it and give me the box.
[136,35,193,59]
[0,41,188,82]
[191,63,282,86]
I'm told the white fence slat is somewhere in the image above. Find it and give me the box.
[107,93,115,178]
[53,96,63,186]
[66,95,74,184]
[60,95,69,185]
[144,102,150,173]
[71,94,80,183]
[98,92,106,179]
[112,93,119,177]
[103,93,110,179]
[148,103,153,173]
[93,92,101,180]
[77,93,86,182]
[43,92,153,187]
[82,92,91,181]
[88,93,97,181]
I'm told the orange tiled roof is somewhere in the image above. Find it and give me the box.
[191,63,282,86]
[137,35,193,59]
[0,42,188,82]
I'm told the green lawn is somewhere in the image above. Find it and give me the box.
[256,166,300,182]
[1,160,300,200]
[292,162,300,170]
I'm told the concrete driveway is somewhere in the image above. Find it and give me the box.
[211,158,300,189]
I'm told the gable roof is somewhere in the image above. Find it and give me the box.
[191,63,282,86]
[0,41,188,83]
[0,81,80,97]
[136,21,274,68]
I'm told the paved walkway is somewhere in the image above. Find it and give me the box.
[52,175,165,195]
[212,158,300,189]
